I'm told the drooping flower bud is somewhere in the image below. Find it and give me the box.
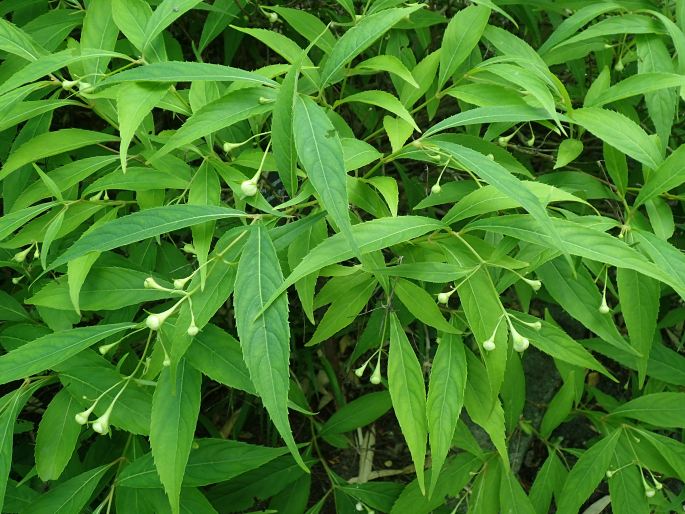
[144,277,166,290]
[645,487,655,498]
[524,278,542,291]
[145,303,179,331]
[370,365,382,385]
[12,247,32,263]
[187,323,199,337]
[91,403,114,435]
[61,79,79,89]
[241,180,258,197]
[437,292,450,304]
[483,339,496,352]
[430,183,442,194]
[599,296,611,314]
[173,276,191,290]
[74,405,95,425]
[267,11,278,23]
[223,141,243,153]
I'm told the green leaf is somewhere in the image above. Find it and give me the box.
[50,205,246,269]
[337,90,419,132]
[0,129,119,182]
[466,215,683,296]
[233,224,306,471]
[499,469,536,514]
[0,381,45,513]
[0,202,58,241]
[556,430,621,514]
[142,0,202,53]
[96,61,276,88]
[117,82,168,173]
[306,275,376,346]
[0,323,133,386]
[424,105,550,137]
[319,5,423,86]
[185,324,254,394]
[21,463,113,514]
[388,313,427,494]
[590,72,684,107]
[608,462,649,514]
[0,291,30,322]
[271,61,300,197]
[293,95,356,255]
[570,107,663,169]
[438,5,490,89]
[320,391,392,436]
[616,268,659,387]
[554,139,584,169]
[118,438,289,487]
[426,332,466,496]
[393,278,460,334]
[152,86,275,161]
[353,55,419,88]
[427,140,569,259]
[189,162,221,290]
[539,373,576,439]
[443,181,587,225]
[29,266,173,311]
[634,143,685,207]
[268,6,336,54]
[35,389,82,481]
[151,358,202,514]
[81,0,119,82]
[0,18,45,61]
[529,451,567,514]
[512,312,613,378]
[608,392,685,428]
[268,216,445,309]
[537,259,635,355]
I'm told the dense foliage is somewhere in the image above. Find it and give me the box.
[1,0,685,512]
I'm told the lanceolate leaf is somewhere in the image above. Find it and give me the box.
[117,82,169,173]
[556,430,621,514]
[151,358,202,514]
[570,107,662,169]
[293,95,357,255]
[20,463,113,514]
[0,129,119,182]
[388,313,427,494]
[426,332,467,496]
[96,61,276,88]
[35,389,82,481]
[266,216,445,307]
[233,225,307,471]
[118,438,289,488]
[319,5,424,86]
[50,205,247,269]
[0,323,133,385]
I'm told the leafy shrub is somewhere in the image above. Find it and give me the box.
[1,0,685,512]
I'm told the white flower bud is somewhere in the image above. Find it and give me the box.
[599,297,611,314]
[530,321,542,331]
[146,314,162,331]
[483,339,496,352]
[356,503,364,512]
[645,487,655,498]
[12,247,31,263]
[513,337,530,352]
[370,366,381,385]
[486,154,495,160]
[163,356,171,367]
[223,141,243,153]
[524,278,542,291]
[354,363,367,377]
[430,183,442,194]
[78,81,93,93]
[187,323,199,337]
[173,276,190,289]
[241,180,258,197]
[606,470,614,478]
[92,417,109,435]
[74,406,94,425]
[498,136,510,147]
[267,11,278,23]
[437,292,450,304]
